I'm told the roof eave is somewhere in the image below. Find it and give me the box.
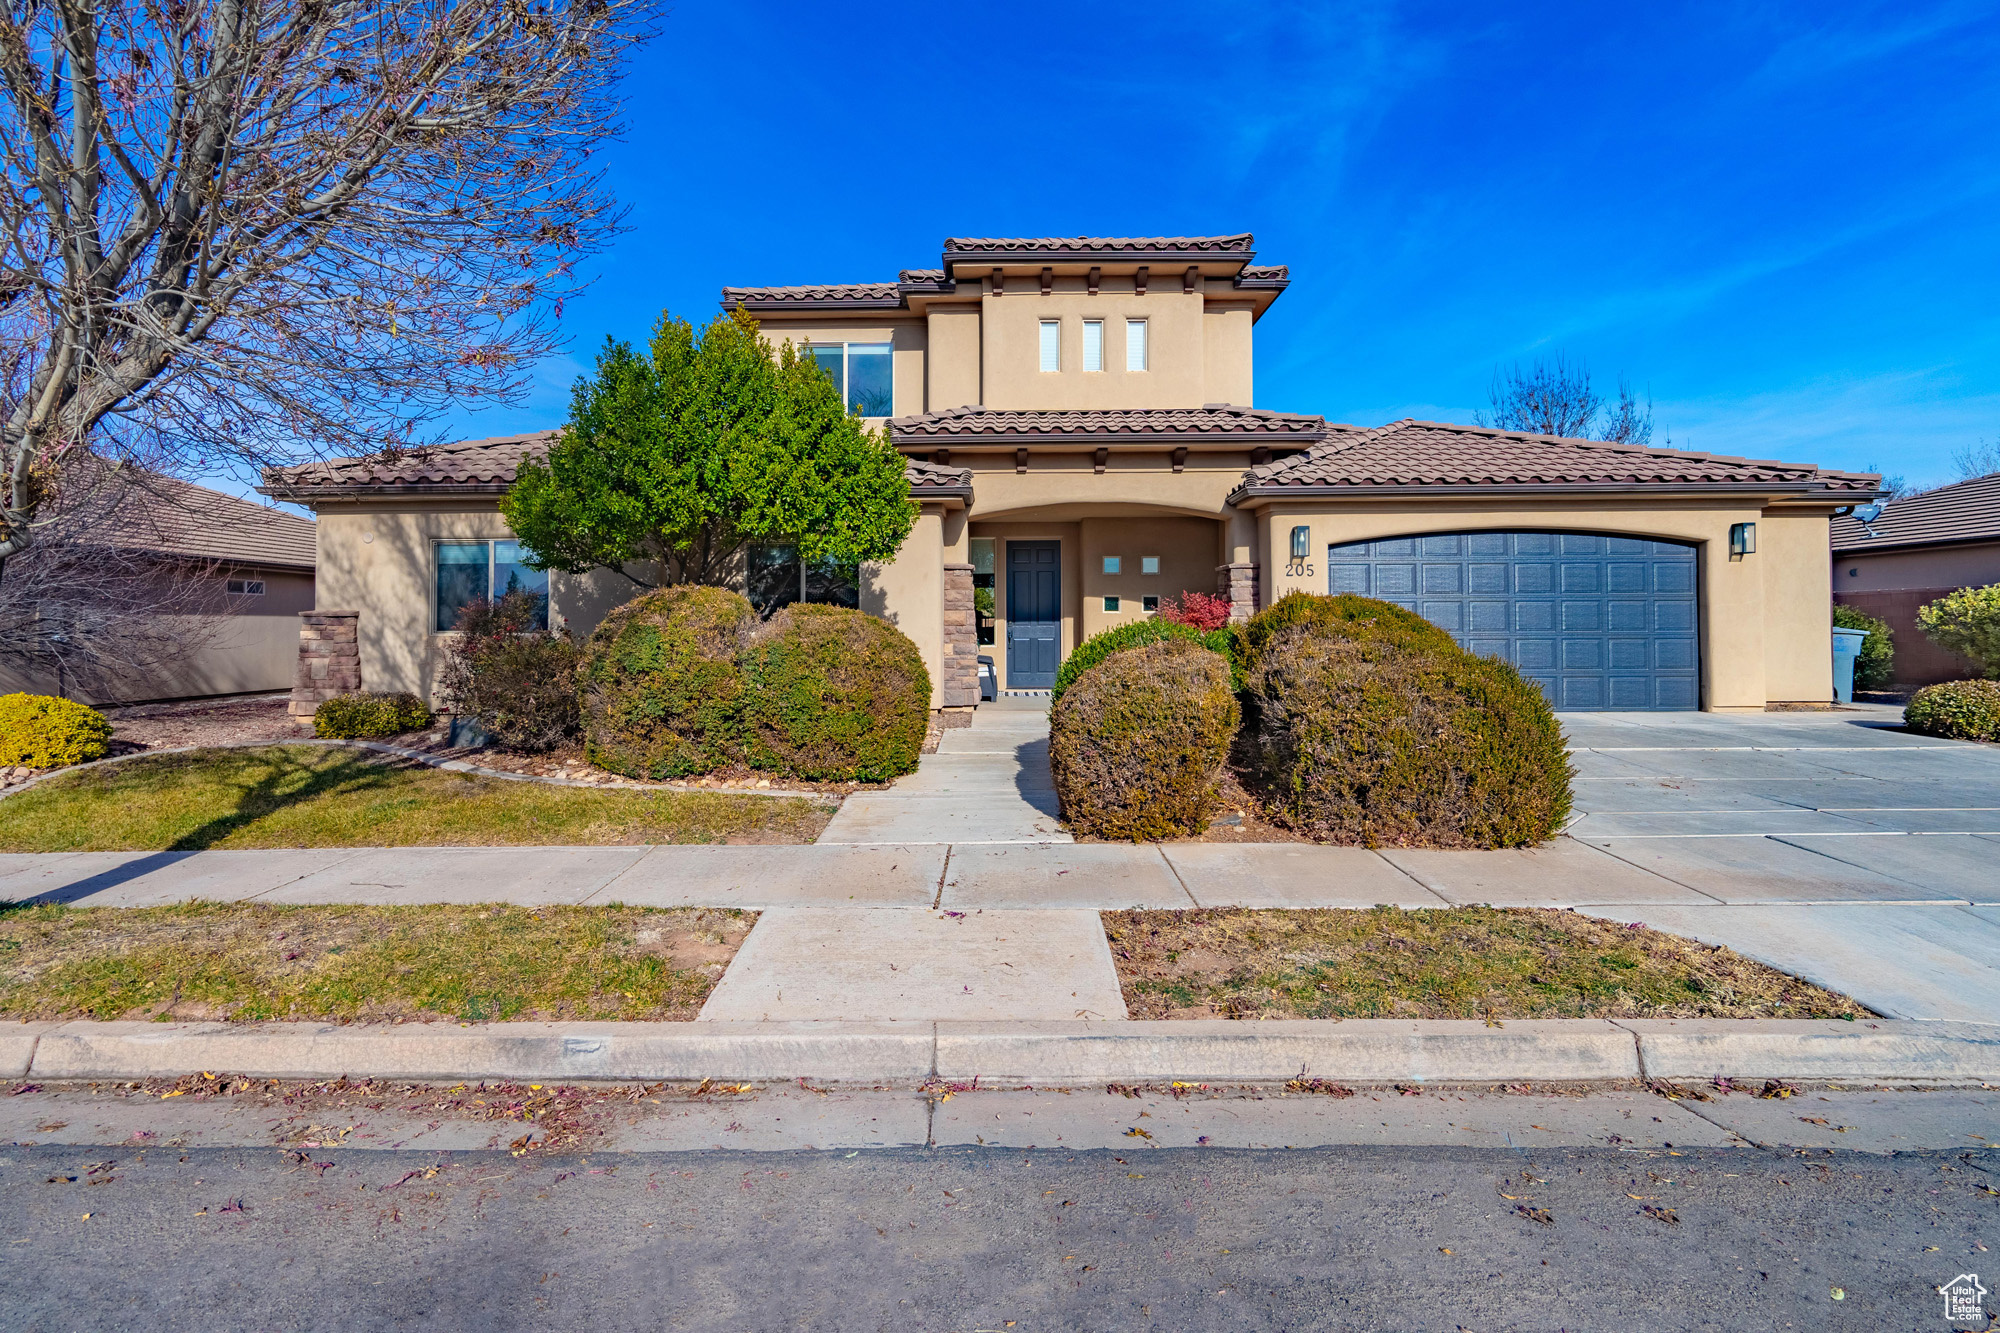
[1227,480,1854,505]
[1831,532,2000,557]
[258,482,513,502]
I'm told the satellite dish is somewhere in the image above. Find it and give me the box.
[1853,503,1883,524]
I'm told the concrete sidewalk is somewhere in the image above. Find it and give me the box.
[817,695,1066,843]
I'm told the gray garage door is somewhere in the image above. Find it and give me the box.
[1325,531,1698,711]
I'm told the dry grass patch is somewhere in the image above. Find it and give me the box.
[0,902,754,1023]
[0,745,835,851]
[1105,906,1870,1021]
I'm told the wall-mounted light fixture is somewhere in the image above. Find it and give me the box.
[1290,526,1311,560]
[1729,522,1756,560]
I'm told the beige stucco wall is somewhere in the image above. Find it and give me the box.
[1202,304,1255,406]
[950,454,1255,521]
[980,286,1212,411]
[1250,500,1837,709]
[1834,540,2000,593]
[860,504,947,708]
[1077,517,1225,640]
[926,305,981,411]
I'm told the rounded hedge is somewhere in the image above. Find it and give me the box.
[1237,591,1459,671]
[0,693,112,768]
[1240,620,1572,849]
[1052,618,1234,703]
[1831,603,1895,691]
[313,691,432,740]
[1904,679,2000,741]
[1050,639,1240,841]
[741,604,930,782]
[580,585,754,779]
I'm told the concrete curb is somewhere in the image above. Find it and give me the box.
[10,1017,1999,1086]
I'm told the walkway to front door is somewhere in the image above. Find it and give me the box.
[1005,540,1060,690]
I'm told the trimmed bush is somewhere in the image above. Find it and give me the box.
[1917,584,2000,677]
[1831,603,1895,691]
[1050,639,1239,841]
[1053,618,1233,703]
[580,586,754,779]
[437,592,582,752]
[1240,621,1572,848]
[1904,679,2000,741]
[1237,591,1459,671]
[0,693,112,768]
[741,604,929,782]
[313,692,432,740]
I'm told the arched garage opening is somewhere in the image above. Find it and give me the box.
[1325,531,1699,711]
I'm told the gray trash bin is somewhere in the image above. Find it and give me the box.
[1831,627,1868,703]
[976,655,997,702]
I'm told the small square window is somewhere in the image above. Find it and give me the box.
[1103,596,1120,613]
[1140,556,1160,575]
[1102,556,1121,574]
[1142,595,1159,612]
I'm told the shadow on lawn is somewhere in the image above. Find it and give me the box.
[165,747,411,851]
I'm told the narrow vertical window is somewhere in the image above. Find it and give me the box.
[1039,319,1060,373]
[1126,318,1147,371]
[1081,320,1104,372]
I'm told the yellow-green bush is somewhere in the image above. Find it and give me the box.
[580,586,754,779]
[1240,616,1572,849]
[741,604,929,782]
[313,692,432,740]
[1050,639,1239,841]
[1831,603,1895,691]
[0,694,112,768]
[1904,679,2000,741]
[1917,584,2000,677]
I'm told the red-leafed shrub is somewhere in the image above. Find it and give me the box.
[1156,591,1232,632]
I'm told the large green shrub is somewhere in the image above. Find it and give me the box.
[1240,621,1572,848]
[1917,584,2000,677]
[741,604,929,782]
[1052,618,1233,702]
[1904,679,2000,741]
[580,586,754,779]
[437,592,582,751]
[1236,591,1459,671]
[1049,639,1239,841]
[1831,603,1895,691]
[313,692,432,740]
[0,693,112,768]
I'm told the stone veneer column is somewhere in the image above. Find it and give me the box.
[940,563,980,708]
[1216,563,1259,623]
[290,610,361,718]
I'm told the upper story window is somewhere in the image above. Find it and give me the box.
[808,342,894,416]
[1082,320,1104,372]
[1039,320,1060,373]
[1126,318,1148,371]
[436,539,547,632]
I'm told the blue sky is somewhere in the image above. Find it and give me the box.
[427,0,1999,491]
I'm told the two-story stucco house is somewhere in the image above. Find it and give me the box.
[262,233,1878,718]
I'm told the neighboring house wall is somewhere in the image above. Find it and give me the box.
[1831,540,2000,686]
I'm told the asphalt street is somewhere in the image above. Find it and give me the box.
[3,1138,1994,1332]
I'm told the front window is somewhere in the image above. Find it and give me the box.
[747,543,860,617]
[807,342,894,416]
[436,539,548,631]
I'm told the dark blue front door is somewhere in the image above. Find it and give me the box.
[1326,531,1699,711]
[1006,541,1061,689]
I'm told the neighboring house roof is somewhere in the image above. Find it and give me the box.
[891,405,1328,447]
[1830,473,2000,554]
[130,474,318,570]
[260,432,558,499]
[1231,419,1882,501]
[262,430,965,502]
[718,281,907,312]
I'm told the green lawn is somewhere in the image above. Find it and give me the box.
[0,746,835,850]
[1105,906,1870,1021]
[0,902,753,1022]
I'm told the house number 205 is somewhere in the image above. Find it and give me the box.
[1284,558,1315,578]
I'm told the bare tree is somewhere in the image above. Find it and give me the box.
[0,0,653,578]
[1477,354,1656,445]
[1860,462,1915,501]
[1951,438,2000,481]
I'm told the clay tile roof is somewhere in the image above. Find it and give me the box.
[942,235,1255,257]
[121,473,317,569]
[721,281,905,312]
[1831,472,2000,553]
[890,405,1326,446]
[905,456,973,496]
[1238,264,1289,282]
[898,269,945,283]
[1232,419,1882,499]
[260,432,556,499]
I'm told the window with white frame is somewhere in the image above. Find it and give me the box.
[1082,320,1104,372]
[807,342,894,415]
[435,539,547,631]
[225,577,266,596]
[1038,320,1060,372]
[1126,318,1148,371]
